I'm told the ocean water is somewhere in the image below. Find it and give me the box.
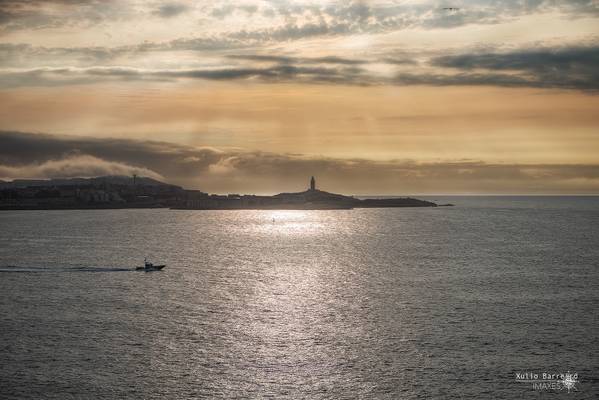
[0,196,598,399]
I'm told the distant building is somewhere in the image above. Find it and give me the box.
[310,176,316,191]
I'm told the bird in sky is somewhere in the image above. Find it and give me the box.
[442,7,461,11]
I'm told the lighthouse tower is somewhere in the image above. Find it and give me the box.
[310,176,316,191]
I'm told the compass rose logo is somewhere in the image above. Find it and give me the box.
[561,371,578,393]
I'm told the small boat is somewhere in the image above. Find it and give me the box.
[136,258,166,271]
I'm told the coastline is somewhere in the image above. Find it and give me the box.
[0,175,439,210]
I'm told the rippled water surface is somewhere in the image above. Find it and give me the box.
[1,197,598,399]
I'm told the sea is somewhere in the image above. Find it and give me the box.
[1,196,598,399]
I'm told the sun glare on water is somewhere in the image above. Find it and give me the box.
[265,210,319,236]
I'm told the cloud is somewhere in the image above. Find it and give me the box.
[0,0,122,32]
[433,45,599,73]
[0,42,370,70]
[0,154,163,180]
[152,3,189,18]
[0,64,371,88]
[210,4,258,19]
[229,21,352,42]
[220,1,599,42]
[227,54,367,65]
[393,71,536,89]
[0,43,120,68]
[1,131,599,194]
[380,57,418,66]
[3,44,599,90]
[2,1,598,36]
[0,130,225,184]
[429,45,599,90]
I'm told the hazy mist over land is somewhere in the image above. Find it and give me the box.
[2,130,599,195]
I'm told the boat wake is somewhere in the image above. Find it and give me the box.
[0,265,134,273]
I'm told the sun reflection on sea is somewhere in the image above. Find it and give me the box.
[262,210,324,236]
[267,210,309,221]
[226,210,352,387]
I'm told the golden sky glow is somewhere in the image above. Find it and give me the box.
[2,83,599,164]
[1,1,599,193]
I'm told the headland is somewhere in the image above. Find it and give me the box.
[0,175,438,210]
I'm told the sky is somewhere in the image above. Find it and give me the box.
[1,0,599,194]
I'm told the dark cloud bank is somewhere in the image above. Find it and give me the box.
[1,131,598,194]
[2,44,598,90]
[430,46,599,90]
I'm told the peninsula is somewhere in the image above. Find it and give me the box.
[0,175,438,210]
